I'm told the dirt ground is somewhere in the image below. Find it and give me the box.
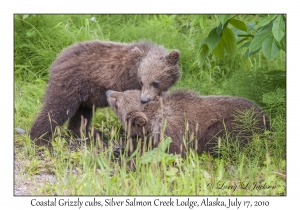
[14,159,57,196]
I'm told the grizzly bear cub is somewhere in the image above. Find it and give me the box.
[30,41,180,146]
[106,89,270,156]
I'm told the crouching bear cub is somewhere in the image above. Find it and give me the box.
[30,41,180,146]
[106,89,270,157]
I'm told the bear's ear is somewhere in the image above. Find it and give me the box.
[131,47,144,60]
[166,49,180,65]
[126,111,148,126]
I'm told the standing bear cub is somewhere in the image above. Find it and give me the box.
[30,41,180,146]
[106,89,270,157]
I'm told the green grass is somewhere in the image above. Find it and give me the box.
[14,14,286,196]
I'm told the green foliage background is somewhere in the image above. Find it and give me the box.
[14,14,286,195]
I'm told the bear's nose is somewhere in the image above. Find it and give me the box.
[141,98,150,103]
[106,90,113,97]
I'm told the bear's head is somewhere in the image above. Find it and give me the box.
[106,89,149,136]
[136,48,180,104]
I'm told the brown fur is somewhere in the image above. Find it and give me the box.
[30,40,180,146]
[106,89,270,157]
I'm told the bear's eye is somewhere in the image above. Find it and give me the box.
[152,82,159,88]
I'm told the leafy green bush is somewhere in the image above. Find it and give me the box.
[199,14,286,62]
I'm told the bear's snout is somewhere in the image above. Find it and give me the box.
[106,90,113,97]
[105,90,114,97]
[141,97,150,103]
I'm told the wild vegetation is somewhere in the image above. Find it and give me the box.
[14,14,286,195]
